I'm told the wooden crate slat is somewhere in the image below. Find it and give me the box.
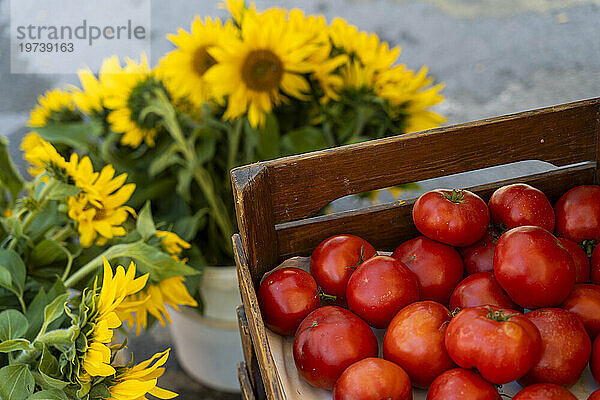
[234,234,284,400]
[275,163,596,262]
[238,362,257,400]
[254,98,599,222]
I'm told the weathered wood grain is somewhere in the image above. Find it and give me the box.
[238,362,257,400]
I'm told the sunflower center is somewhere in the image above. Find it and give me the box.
[192,46,216,77]
[93,207,106,221]
[127,77,167,129]
[241,50,283,92]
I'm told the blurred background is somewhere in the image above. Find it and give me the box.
[1,0,600,398]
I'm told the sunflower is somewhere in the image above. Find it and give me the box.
[66,154,135,247]
[20,132,68,177]
[71,57,121,115]
[156,230,191,257]
[328,18,400,73]
[117,275,197,336]
[28,88,81,127]
[158,17,237,108]
[219,0,255,24]
[106,349,177,400]
[204,10,319,128]
[104,54,168,148]
[375,65,445,132]
[82,259,148,377]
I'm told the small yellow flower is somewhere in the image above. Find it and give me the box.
[103,54,166,148]
[156,230,191,256]
[3,209,13,218]
[158,17,237,108]
[82,259,148,377]
[117,276,197,336]
[108,349,177,400]
[29,88,80,127]
[20,132,67,177]
[66,154,135,247]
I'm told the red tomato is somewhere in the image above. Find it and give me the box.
[520,308,592,387]
[310,235,376,301]
[445,306,542,384]
[593,245,600,285]
[346,255,419,328]
[392,236,464,304]
[412,189,490,247]
[557,237,591,283]
[560,284,600,339]
[459,229,498,274]
[590,389,600,400]
[383,301,455,388]
[555,185,600,242]
[426,368,501,400]
[333,358,412,400]
[494,226,576,308]
[488,183,555,231]
[513,383,577,400]
[591,335,600,386]
[449,272,521,312]
[257,267,319,336]
[293,306,378,390]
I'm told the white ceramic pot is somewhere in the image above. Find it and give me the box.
[168,266,243,393]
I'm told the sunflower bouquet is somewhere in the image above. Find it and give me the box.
[24,1,444,305]
[0,135,195,398]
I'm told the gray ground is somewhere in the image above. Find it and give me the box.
[1,0,599,398]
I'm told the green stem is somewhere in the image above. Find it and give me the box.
[17,295,27,313]
[227,119,244,182]
[21,179,57,232]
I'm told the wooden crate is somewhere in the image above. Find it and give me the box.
[231,98,600,399]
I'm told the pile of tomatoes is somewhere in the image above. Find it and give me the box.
[257,183,600,400]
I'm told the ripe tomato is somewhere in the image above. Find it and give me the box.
[459,228,498,274]
[346,255,419,328]
[488,183,555,232]
[383,301,455,388]
[449,272,521,312]
[560,284,600,340]
[513,383,577,400]
[293,306,378,390]
[591,335,600,386]
[520,308,592,387]
[494,226,575,308]
[310,235,376,301]
[557,237,591,283]
[333,358,412,400]
[590,389,600,400]
[445,305,542,384]
[592,245,600,285]
[412,189,489,247]
[555,185,600,242]
[426,368,501,400]
[392,236,463,304]
[257,267,319,336]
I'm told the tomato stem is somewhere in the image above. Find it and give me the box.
[345,245,365,270]
[316,289,337,303]
[485,307,517,322]
[580,239,597,258]
[443,189,466,203]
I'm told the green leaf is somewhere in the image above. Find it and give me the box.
[0,365,35,400]
[148,143,181,177]
[29,240,67,269]
[88,383,110,399]
[136,201,156,241]
[46,182,81,200]
[34,123,91,150]
[281,126,329,155]
[27,389,68,400]
[196,138,216,164]
[24,288,47,340]
[257,114,280,160]
[38,294,69,338]
[36,329,73,348]
[0,338,30,352]
[38,345,59,377]
[0,249,26,296]
[0,136,23,202]
[176,167,193,202]
[0,309,28,341]
[37,372,68,391]
[174,208,209,242]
